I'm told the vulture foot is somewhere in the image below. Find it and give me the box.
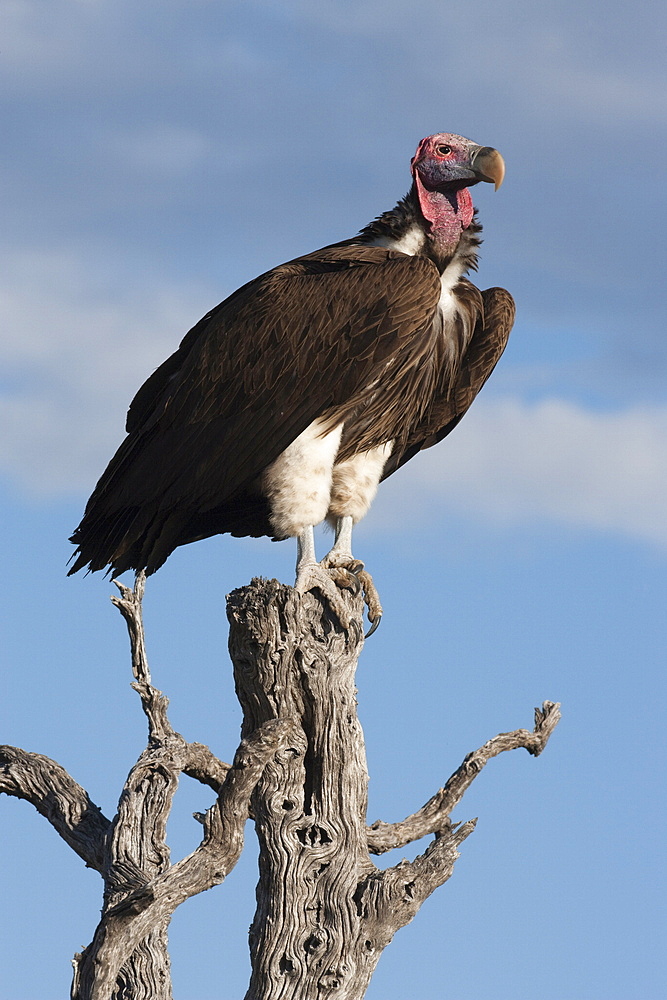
[355,568,383,636]
[322,554,383,637]
[294,562,354,629]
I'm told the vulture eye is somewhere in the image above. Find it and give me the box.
[436,144,452,155]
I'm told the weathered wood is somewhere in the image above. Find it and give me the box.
[366,700,561,854]
[229,580,378,999]
[0,745,111,871]
[228,579,560,1000]
[1,572,560,999]
[2,575,292,1000]
[69,576,297,1000]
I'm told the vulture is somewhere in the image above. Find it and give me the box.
[69,132,515,632]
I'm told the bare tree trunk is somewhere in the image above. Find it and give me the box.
[227,579,559,1000]
[229,580,382,999]
[1,573,560,999]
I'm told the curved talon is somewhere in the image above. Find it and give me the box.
[365,613,382,638]
[354,568,383,637]
[318,545,383,635]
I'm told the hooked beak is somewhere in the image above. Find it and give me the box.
[469,146,505,190]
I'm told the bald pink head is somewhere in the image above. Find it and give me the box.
[411,133,505,190]
[409,132,505,254]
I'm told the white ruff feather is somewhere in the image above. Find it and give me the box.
[367,224,425,257]
[438,257,467,321]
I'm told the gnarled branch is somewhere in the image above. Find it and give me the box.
[3,570,560,1000]
[71,573,295,1000]
[367,701,561,854]
[227,579,561,1000]
[74,718,297,1000]
[0,745,111,871]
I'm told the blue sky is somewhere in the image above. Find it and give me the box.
[1,2,665,997]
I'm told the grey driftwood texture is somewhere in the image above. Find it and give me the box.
[0,573,560,998]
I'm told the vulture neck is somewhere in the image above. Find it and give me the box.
[359,181,481,275]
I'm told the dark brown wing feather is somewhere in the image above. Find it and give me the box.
[70,245,442,575]
[381,285,515,479]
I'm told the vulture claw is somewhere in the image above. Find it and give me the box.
[365,613,382,638]
[351,567,383,638]
[319,553,383,637]
[326,565,362,595]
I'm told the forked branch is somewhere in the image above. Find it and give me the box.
[367,701,561,854]
[2,573,560,1000]
[227,579,561,1000]
[74,718,297,1000]
[72,574,297,1000]
[2,574,296,1000]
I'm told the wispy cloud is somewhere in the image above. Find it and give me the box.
[1,0,664,546]
[97,125,210,177]
[292,0,667,123]
[0,248,215,494]
[379,398,667,548]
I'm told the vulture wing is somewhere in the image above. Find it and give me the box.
[381,285,515,479]
[70,246,442,575]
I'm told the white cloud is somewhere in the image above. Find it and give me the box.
[0,248,216,495]
[379,398,667,548]
[4,0,663,131]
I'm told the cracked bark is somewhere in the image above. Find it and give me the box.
[1,573,560,999]
[228,579,560,1000]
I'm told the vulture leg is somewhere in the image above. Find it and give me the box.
[294,525,355,629]
[322,516,383,636]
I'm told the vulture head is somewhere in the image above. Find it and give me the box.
[410,132,505,254]
[411,133,505,192]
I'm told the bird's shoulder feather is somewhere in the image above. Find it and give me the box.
[381,284,515,478]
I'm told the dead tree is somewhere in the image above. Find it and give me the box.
[0,573,560,998]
